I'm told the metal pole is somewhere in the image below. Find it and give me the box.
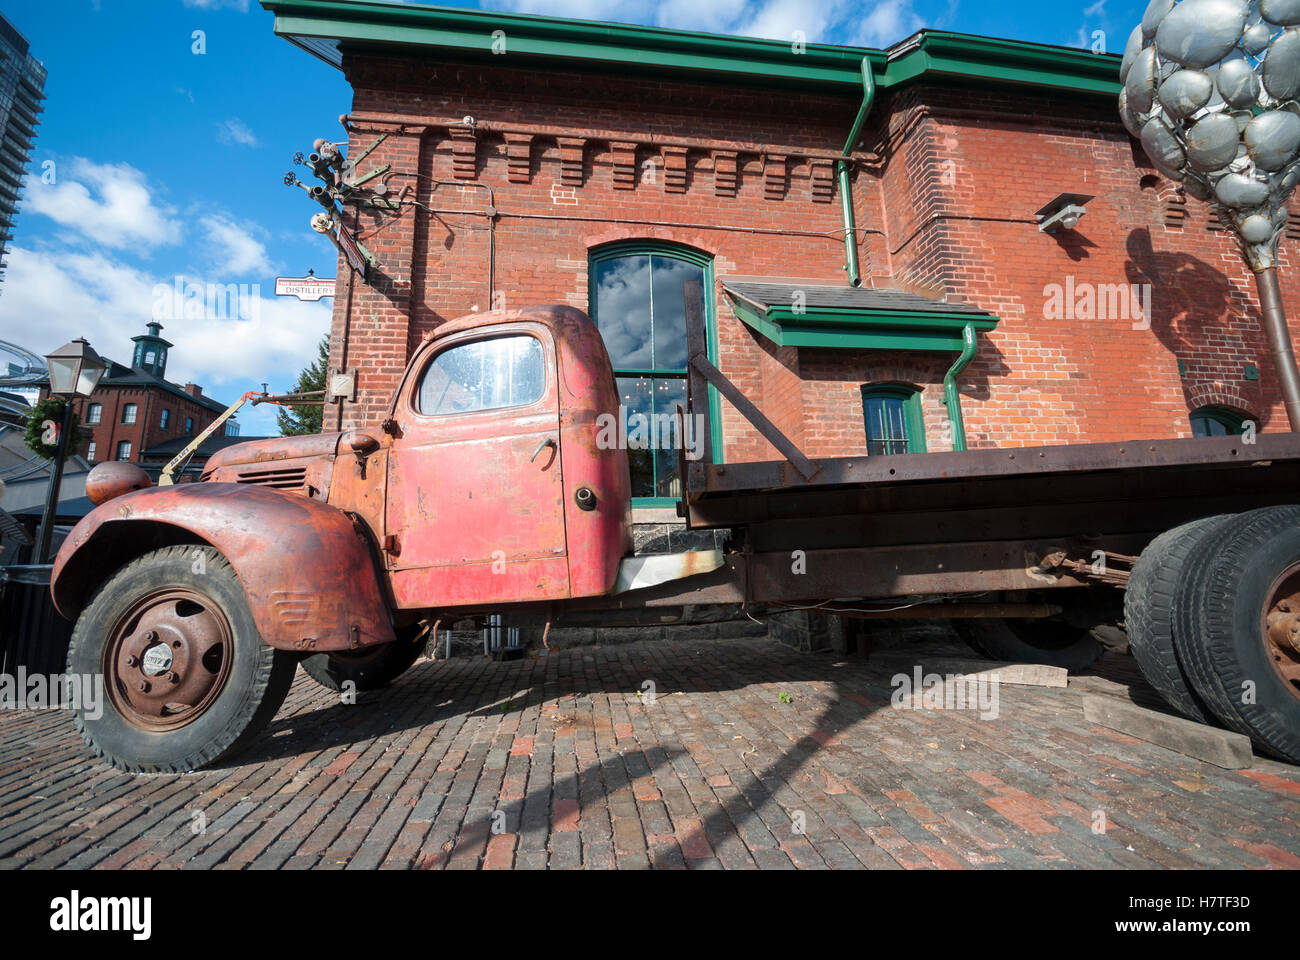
[1255,266,1300,432]
[34,398,73,563]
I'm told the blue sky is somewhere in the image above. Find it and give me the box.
[0,0,1141,435]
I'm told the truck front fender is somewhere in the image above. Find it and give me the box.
[51,483,396,653]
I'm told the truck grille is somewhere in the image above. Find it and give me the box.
[235,467,307,490]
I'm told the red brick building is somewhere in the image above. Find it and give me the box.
[40,322,237,480]
[266,1,1299,510]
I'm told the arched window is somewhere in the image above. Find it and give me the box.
[589,242,715,503]
[1190,405,1247,437]
[861,385,926,455]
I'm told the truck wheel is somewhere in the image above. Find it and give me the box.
[66,545,297,773]
[1174,505,1300,762]
[953,615,1106,672]
[1125,515,1231,723]
[300,629,427,692]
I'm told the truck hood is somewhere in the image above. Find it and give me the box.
[203,431,344,476]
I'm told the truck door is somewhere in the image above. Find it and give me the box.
[384,325,570,608]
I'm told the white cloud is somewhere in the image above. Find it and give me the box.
[736,0,840,42]
[200,214,274,277]
[851,0,924,48]
[495,0,926,46]
[181,0,250,11]
[0,246,330,419]
[25,159,182,251]
[216,117,259,148]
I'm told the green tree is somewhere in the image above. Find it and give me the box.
[277,335,329,436]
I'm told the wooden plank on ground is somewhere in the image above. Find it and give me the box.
[1081,693,1253,769]
[868,653,1068,688]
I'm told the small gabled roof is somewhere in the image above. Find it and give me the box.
[722,282,998,352]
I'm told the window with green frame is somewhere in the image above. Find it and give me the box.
[1190,405,1247,437]
[589,242,717,504]
[860,385,926,455]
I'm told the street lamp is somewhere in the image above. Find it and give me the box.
[34,338,106,563]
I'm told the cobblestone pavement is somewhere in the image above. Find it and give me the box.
[1,635,1299,870]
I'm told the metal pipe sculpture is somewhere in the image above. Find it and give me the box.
[1121,0,1300,428]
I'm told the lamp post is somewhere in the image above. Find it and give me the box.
[1120,0,1300,429]
[34,338,106,563]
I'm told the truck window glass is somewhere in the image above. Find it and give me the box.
[417,335,545,415]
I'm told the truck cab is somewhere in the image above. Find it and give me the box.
[203,305,634,610]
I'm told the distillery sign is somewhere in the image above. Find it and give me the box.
[274,275,336,301]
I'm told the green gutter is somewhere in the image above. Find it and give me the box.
[838,58,873,288]
[262,1,1122,97]
[941,323,977,452]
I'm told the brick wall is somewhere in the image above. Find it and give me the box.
[324,54,1300,454]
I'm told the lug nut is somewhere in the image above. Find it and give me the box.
[137,680,151,693]
[125,655,138,667]
[167,672,180,684]
[144,631,157,642]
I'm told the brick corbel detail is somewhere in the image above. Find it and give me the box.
[558,137,586,185]
[448,127,478,179]
[611,141,638,190]
[713,151,738,196]
[810,160,835,203]
[764,154,787,200]
[504,133,534,183]
[663,146,689,193]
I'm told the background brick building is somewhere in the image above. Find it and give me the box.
[266,1,1299,513]
[39,321,242,481]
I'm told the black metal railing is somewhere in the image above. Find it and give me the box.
[0,565,73,677]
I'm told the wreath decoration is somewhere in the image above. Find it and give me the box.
[24,396,83,461]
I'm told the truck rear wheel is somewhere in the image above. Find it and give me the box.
[300,629,427,692]
[67,545,297,773]
[1125,515,1231,723]
[953,614,1108,672]
[1173,505,1300,762]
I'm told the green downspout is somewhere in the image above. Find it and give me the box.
[838,58,874,288]
[942,323,976,452]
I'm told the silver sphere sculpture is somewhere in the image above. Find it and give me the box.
[1120,0,1300,428]
[1121,0,1300,270]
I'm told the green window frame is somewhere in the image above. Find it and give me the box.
[1190,405,1247,437]
[589,241,721,506]
[861,384,926,455]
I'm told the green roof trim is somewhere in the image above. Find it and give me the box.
[728,298,1000,352]
[261,0,1122,97]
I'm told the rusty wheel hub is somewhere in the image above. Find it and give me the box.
[106,589,233,730]
[1264,563,1300,699]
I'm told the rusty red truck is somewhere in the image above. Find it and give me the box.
[50,300,1300,771]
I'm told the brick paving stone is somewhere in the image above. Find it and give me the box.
[0,638,1297,869]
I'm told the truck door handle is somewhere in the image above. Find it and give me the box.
[530,437,557,462]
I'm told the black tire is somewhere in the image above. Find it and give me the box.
[1174,505,1300,762]
[954,615,1106,672]
[67,545,297,773]
[300,629,427,692]
[1125,515,1232,723]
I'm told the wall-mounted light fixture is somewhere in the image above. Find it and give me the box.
[1036,193,1094,233]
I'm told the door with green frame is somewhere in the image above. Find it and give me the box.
[589,242,721,505]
